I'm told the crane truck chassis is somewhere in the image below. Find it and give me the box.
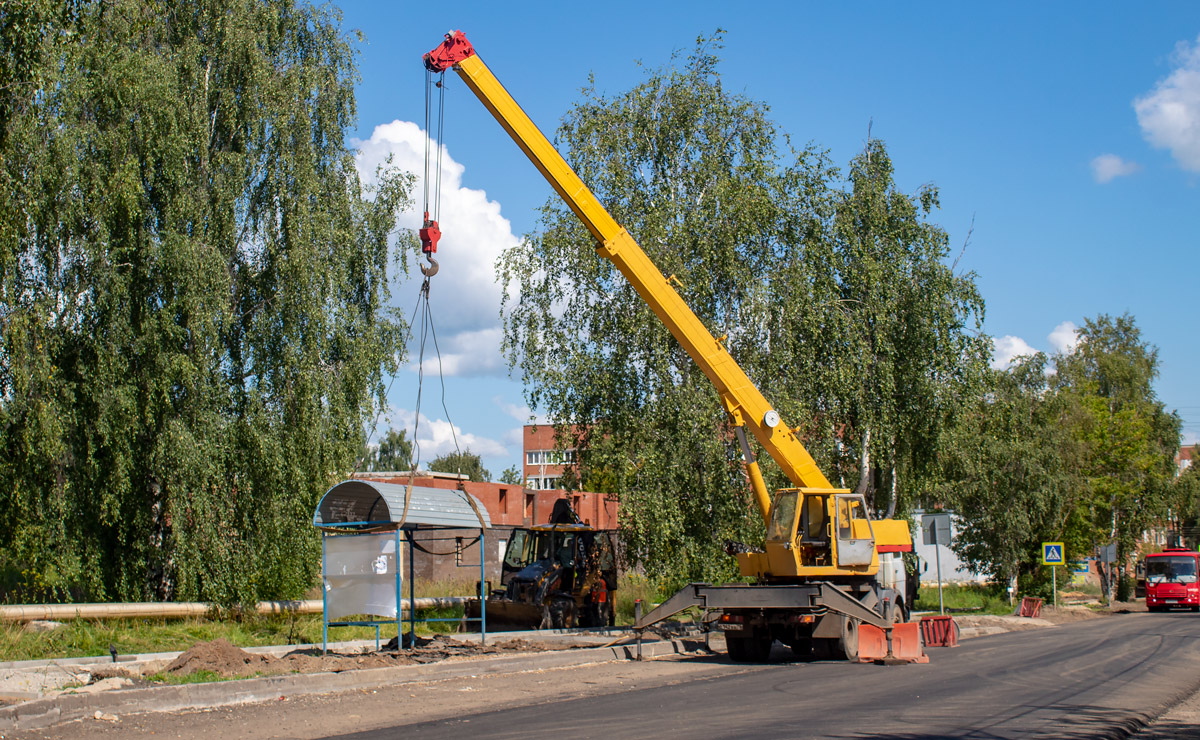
[423,31,927,664]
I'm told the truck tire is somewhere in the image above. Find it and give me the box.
[839,617,859,662]
[726,632,773,662]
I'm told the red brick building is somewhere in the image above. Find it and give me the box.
[355,469,615,529]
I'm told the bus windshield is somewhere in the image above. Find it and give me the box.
[1146,556,1198,584]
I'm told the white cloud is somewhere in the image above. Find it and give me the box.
[386,406,507,464]
[1090,154,1141,183]
[1047,321,1078,355]
[990,335,1037,370]
[415,327,507,378]
[1134,34,1200,172]
[494,396,545,424]
[354,120,520,377]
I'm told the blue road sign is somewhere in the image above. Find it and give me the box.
[1042,541,1065,565]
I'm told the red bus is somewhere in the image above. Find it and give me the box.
[1144,547,1200,612]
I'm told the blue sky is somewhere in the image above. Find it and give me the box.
[336,2,1200,477]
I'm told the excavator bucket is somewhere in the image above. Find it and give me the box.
[856,622,929,664]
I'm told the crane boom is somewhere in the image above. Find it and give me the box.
[425,32,832,524]
[423,31,928,665]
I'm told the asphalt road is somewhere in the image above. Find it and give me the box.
[328,611,1200,740]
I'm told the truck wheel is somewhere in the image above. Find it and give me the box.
[727,633,773,662]
[549,598,576,629]
[839,617,859,662]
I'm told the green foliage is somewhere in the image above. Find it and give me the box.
[367,428,413,473]
[916,583,1012,615]
[428,449,491,482]
[499,465,523,485]
[1170,449,1200,547]
[824,140,990,518]
[941,313,1181,588]
[1116,575,1134,602]
[1053,314,1181,564]
[614,572,667,626]
[146,669,235,685]
[498,33,986,586]
[0,606,468,662]
[0,0,416,605]
[937,355,1078,583]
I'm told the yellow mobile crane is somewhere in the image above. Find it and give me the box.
[424,31,925,663]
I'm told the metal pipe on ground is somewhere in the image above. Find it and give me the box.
[0,597,467,622]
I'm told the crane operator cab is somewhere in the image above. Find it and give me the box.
[743,489,881,579]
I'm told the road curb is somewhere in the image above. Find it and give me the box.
[0,637,703,731]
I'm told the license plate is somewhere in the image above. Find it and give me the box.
[715,624,743,631]
[1165,599,1179,604]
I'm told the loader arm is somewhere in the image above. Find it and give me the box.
[424,32,831,524]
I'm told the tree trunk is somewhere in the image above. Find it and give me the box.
[884,462,898,519]
[854,428,871,496]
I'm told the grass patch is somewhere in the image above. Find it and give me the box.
[0,577,493,662]
[0,608,467,662]
[144,669,245,685]
[614,573,667,626]
[917,583,1013,615]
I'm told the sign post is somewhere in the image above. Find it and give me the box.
[924,514,952,615]
[1042,541,1065,609]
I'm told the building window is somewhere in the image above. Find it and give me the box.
[525,449,577,466]
[499,488,508,513]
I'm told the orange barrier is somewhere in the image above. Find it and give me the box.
[858,622,930,664]
[1019,596,1043,618]
[919,614,959,647]
[857,623,889,662]
[889,622,929,663]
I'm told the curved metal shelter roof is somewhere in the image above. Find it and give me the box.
[313,479,491,530]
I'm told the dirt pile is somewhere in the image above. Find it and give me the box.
[165,638,273,678]
[158,635,559,680]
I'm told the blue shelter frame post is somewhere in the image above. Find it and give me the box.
[406,529,416,644]
[480,528,487,645]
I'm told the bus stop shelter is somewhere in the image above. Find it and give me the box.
[313,479,491,651]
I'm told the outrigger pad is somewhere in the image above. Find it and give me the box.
[857,622,929,664]
[855,623,888,663]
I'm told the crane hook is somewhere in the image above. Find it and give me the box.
[419,212,441,278]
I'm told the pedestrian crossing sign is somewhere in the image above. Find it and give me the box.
[1042,542,1065,565]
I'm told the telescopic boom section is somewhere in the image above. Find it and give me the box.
[423,31,834,521]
